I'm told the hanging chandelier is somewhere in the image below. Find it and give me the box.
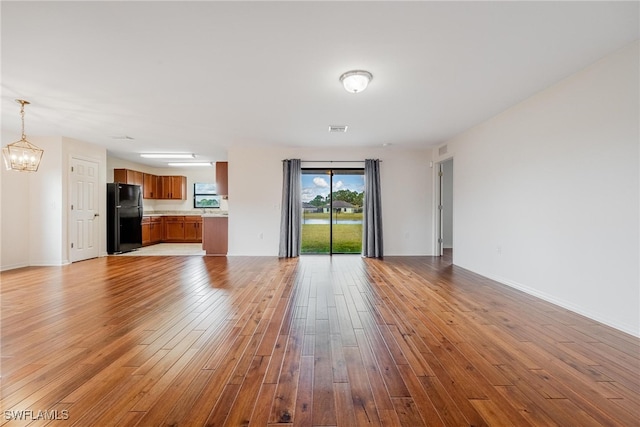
[2,99,44,172]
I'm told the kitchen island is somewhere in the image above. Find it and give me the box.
[201,214,228,256]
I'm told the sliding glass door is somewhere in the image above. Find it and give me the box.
[301,169,364,254]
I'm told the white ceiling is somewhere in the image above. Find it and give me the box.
[2,1,638,167]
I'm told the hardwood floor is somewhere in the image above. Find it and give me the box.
[1,254,638,426]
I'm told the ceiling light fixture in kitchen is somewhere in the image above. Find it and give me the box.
[140,153,195,159]
[167,162,213,167]
[340,70,373,93]
[2,99,44,172]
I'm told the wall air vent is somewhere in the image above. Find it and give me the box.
[438,144,448,156]
[112,135,135,140]
[328,125,348,133]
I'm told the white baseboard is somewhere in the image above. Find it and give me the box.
[1,262,29,272]
[28,260,68,267]
[486,272,639,338]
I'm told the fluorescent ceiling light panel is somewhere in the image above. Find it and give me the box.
[167,162,213,167]
[328,125,348,133]
[140,153,195,159]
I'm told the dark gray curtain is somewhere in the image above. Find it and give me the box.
[363,159,383,258]
[278,159,302,258]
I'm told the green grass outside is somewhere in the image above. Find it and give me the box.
[302,212,363,221]
[301,224,362,253]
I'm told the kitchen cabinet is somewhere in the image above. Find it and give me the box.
[143,173,160,199]
[184,216,203,242]
[216,162,228,196]
[203,216,228,255]
[150,217,163,243]
[142,217,151,246]
[112,168,185,200]
[160,176,187,200]
[143,216,165,245]
[114,168,144,187]
[164,216,185,242]
[144,215,199,245]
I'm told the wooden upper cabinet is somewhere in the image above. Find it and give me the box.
[114,168,144,187]
[114,168,186,200]
[143,173,159,199]
[216,162,228,196]
[160,176,187,200]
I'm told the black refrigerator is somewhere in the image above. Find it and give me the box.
[107,183,143,254]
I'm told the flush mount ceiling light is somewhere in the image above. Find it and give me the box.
[140,153,195,159]
[2,99,44,172]
[339,70,373,93]
[167,162,213,167]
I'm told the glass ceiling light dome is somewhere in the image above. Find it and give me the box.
[340,70,373,93]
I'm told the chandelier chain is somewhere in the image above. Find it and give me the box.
[19,101,26,140]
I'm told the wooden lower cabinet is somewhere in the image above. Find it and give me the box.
[143,215,203,245]
[142,218,151,246]
[184,217,203,242]
[142,216,167,245]
[150,217,163,243]
[164,216,185,242]
[203,216,228,255]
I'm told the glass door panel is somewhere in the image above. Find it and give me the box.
[330,171,364,254]
[301,170,331,254]
[301,168,364,255]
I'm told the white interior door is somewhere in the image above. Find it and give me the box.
[436,159,454,257]
[437,163,444,256]
[70,158,99,262]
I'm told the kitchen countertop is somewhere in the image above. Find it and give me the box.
[144,210,228,217]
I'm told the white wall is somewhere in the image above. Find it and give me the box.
[435,41,639,336]
[28,136,64,266]
[1,135,108,270]
[106,157,225,212]
[228,146,434,257]
[1,131,31,270]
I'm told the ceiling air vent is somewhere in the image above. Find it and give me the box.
[328,125,348,133]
